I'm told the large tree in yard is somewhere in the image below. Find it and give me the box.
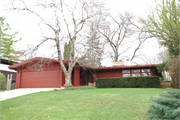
[141,0,180,87]
[141,0,180,57]
[167,56,179,88]
[98,12,150,62]
[98,12,134,62]
[10,0,105,87]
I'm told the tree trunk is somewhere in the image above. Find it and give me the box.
[64,72,73,87]
[173,78,179,88]
[55,31,74,87]
[114,53,118,62]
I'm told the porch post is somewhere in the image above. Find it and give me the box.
[15,70,21,89]
[74,67,80,86]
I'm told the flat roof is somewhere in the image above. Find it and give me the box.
[94,64,156,70]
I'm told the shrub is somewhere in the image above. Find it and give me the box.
[144,88,180,120]
[156,62,168,73]
[95,76,160,88]
[65,86,96,90]
[0,73,7,90]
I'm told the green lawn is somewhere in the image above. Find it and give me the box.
[0,88,165,120]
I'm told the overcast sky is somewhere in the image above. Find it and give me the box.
[0,0,165,66]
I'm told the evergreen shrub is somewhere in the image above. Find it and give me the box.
[144,88,180,120]
[0,73,7,90]
[95,76,160,88]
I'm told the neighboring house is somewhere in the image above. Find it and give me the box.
[8,57,161,89]
[0,58,18,83]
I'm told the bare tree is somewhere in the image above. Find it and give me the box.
[153,50,170,64]
[10,0,104,87]
[98,12,135,62]
[98,12,151,63]
[128,26,151,61]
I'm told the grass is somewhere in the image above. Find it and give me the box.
[64,86,96,90]
[0,88,165,120]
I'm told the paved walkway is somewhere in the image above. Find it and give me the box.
[0,88,63,101]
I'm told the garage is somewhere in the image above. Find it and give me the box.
[20,70,58,88]
[8,57,86,88]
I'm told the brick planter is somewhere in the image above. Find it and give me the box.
[173,86,180,89]
[159,81,171,88]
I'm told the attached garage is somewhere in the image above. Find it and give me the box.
[8,57,67,88]
[8,57,87,89]
[20,70,58,88]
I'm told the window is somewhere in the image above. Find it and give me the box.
[122,74,130,77]
[141,69,151,76]
[122,70,130,73]
[132,73,140,77]
[122,70,130,77]
[141,69,150,72]
[142,73,151,76]
[132,69,140,73]
[131,69,140,77]
[122,69,151,77]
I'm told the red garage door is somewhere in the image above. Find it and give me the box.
[20,70,58,88]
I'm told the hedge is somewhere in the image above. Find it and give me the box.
[95,76,160,88]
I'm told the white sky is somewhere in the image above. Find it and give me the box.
[0,0,165,66]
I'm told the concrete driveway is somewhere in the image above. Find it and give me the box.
[0,88,62,101]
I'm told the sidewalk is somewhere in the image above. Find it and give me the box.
[0,88,63,101]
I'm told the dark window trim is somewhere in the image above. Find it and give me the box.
[122,68,152,77]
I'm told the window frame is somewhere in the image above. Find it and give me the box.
[142,73,151,76]
[141,69,151,76]
[122,69,130,77]
[122,74,131,77]
[131,69,140,77]
[122,68,151,77]
[122,70,130,73]
[131,69,140,73]
[141,69,150,73]
[132,73,140,77]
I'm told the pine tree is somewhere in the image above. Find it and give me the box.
[9,50,25,62]
[0,17,21,60]
[80,23,103,67]
[63,42,71,60]
[144,88,180,119]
